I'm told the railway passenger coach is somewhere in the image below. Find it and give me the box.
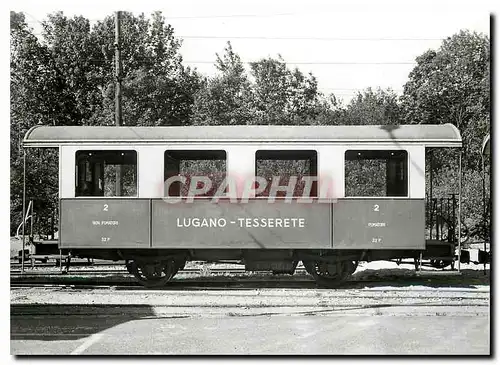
[23,124,463,287]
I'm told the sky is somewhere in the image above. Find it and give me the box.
[8,0,493,104]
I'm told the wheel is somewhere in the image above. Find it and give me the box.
[430,259,452,269]
[126,260,177,288]
[302,260,356,288]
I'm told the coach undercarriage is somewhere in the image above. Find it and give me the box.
[69,248,430,288]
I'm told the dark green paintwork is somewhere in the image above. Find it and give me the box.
[333,199,425,249]
[60,199,150,248]
[59,198,425,250]
[152,199,331,249]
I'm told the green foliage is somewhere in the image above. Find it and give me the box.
[401,30,490,170]
[403,30,491,241]
[249,55,331,125]
[102,165,137,197]
[40,12,101,124]
[10,148,58,238]
[191,42,255,125]
[10,11,201,235]
[342,87,402,125]
[345,159,387,197]
[11,12,61,236]
[192,43,339,126]
[71,11,203,126]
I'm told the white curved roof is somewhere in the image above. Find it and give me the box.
[23,124,462,147]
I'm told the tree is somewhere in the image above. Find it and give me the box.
[10,12,60,236]
[191,42,254,125]
[40,12,103,125]
[10,11,202,235]
[41,11,202,126]
[401,30,490,242]
[401,30,490,170]
[342,87,402,125]
[191,44,342,126]
[249,56,326,125]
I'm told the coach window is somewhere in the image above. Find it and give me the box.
[164,150,226,197]
[255,150,318,197]
[75,151,137,197]
[344,150,407,197]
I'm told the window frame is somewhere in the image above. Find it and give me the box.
[74,149,139,198]
[254,149,319,198]
[163,149,228,198]
[343,149,409,199]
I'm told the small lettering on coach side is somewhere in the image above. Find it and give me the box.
[367,222,386,227]
[92,220,119,226]
[102,220,119,225]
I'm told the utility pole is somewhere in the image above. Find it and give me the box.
[115,11,122,195]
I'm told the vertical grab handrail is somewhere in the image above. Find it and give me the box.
[21,151,27,274]
[457,151,462,273]
[16,200,33,240]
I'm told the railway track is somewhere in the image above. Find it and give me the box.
[10,260,125,268]
[10,274,490,291]
[10,260,491,289]
[8,260,456,274]
[11,266,490,317]
[11,283,490,319]
[10,281,490,296]
[10,267,276,275]
[10,260,316,276]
